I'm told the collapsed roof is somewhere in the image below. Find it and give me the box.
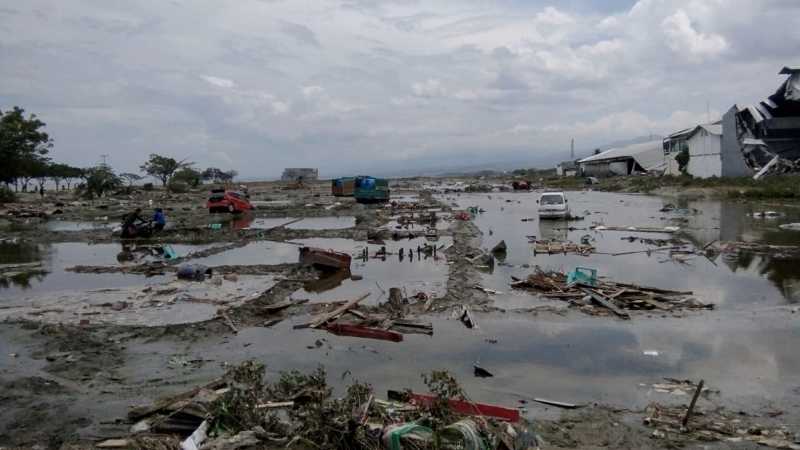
[578,140,665,172]
[735,67,800,177]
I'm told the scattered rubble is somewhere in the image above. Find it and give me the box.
[511,267,712,317]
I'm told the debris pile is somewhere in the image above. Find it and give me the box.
[529,239,594,256]
[644,403,799,449]
[717,241,800,259]
[511,267,712,318]
[100,362,539,450]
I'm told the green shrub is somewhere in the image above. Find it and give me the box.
[0,186,16,203]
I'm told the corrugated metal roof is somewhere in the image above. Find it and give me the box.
[699,123,722,136]
[578,140,664,171]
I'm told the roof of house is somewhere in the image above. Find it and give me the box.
[578,140,664,171]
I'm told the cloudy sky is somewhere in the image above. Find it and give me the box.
[1,0,798,178]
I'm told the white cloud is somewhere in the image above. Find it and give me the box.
[662,9,727,60]
[1,0,797,177]
[411,79,447,98]
[201,75,236,89]
[534,7,574,26]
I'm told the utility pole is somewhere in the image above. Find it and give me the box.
[100,154,109,168]
[570,138,574,160]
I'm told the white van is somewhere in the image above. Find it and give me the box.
[537,191,570,219]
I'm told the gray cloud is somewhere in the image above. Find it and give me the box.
[0,0,798,178]
[280,21,321,48]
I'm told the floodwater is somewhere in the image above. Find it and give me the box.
[211,215,356,231]
[290,237,452,305]
[188,240,303,266]
[443,191,800,309]
[109,306,800,428]
[0,241,215,299]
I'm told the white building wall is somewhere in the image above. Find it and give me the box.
[687,131,722,178]
[664,153,681,175]
[609,161,628,175]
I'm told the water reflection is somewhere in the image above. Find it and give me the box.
[442,191,800,306]
[0,241,213,299]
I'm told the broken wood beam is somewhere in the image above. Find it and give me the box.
[580,288,630,320]
[293,293,371,329]
[682,379,704,428]
[533,398,582,409]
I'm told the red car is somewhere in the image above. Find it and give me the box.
[207,189,254,213]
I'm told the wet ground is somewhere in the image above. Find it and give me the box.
[2,181,800,448]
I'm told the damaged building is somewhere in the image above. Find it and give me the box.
[723,67,800,178]
[577,140,664,177]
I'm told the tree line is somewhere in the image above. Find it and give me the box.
[1,106,238,199]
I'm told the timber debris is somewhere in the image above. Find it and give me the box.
[511,267,712,317]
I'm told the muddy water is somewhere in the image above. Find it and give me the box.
[208,215,356,231]
[0,242,214,299]
[286,216,355,230]
[443,191,800,308]
[290,237,451,305]
[109,306,800,427]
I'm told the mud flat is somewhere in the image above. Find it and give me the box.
[2,178,800,448]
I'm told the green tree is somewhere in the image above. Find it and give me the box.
[172,167,202,187]
[0,107,53,189]
[140,154,192,186]
[675,148,690,174]
[48,163,78,191]
[81,166,121,199]
[202,167,223,183]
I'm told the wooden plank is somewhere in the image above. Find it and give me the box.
[612,282,692,296]
[293,293,371,329]
[218,310,238,333]
[322,323,403,342]
[639,297,672,310]
[682,380,705,428]
[533,398,582,409]
[580,288,630,320]
[263,298,309,313]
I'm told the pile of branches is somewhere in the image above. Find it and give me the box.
[117,362,538,450]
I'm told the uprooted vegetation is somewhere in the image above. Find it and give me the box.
[115,361,539,450]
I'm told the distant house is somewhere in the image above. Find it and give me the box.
[556,160,578,177]
[281,168,319,182]
[663,122,724,178]
[577,140,664,177]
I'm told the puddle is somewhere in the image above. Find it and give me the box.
[188,240,303,266]
[209,215,356,231]
[442,191,800,308]
[45,220,115,231]
[290,237,452,306]
[0,241,216,299]
[286,216,355,230]
[114,309,800,419]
